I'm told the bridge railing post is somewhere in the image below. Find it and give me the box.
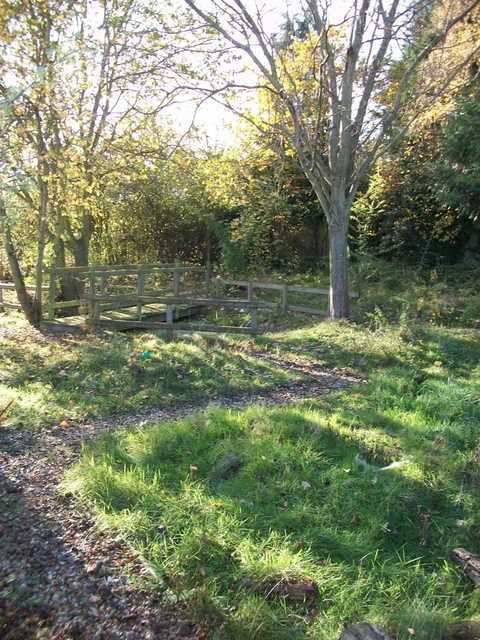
[47,269,57,320]
[282,285,288,311]
[137,268,146,320]
[89,268,100,322]
[173,264,181,295]
[251,306,258,334]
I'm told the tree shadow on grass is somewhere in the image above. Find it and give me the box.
[0,329,300,427]
[76,404,478,639]
[0,446,100,638]
[260,324,480,378]
[0,429,196,640]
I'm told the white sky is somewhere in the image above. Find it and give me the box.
[165,0,350,148]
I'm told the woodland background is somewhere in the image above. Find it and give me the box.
[1,0,479,290]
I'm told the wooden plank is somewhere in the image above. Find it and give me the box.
[52,299,82,309]
[90,319,257,334]
[0,282,48,291]
[50,263,176,274]
[220,280,358,299]
[287,304,328,316]
[219,278,249,287]
[103,304,202,323]
[99,290,198,312]
[165,304,174,337]
[288,285,359,298]
[254,282,287,291]
[105,308,135,320]
[51,264,204,275]
[100,300,139,312]
[88,295,267,309]
[451,548,480,587]
[221,279,285,292]
[85,266,204,278]
[287,285,330,295]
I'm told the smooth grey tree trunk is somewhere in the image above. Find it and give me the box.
[328,220,349,319]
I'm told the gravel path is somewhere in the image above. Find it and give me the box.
[0,349,359,640]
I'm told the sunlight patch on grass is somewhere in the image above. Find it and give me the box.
[0,325,298,428]
[65,325,480,639]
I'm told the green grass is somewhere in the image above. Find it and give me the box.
[64,321,480,639]
[3,260,480,636]
[0,317,298,428]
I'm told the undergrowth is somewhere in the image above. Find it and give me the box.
[65,322,480,639]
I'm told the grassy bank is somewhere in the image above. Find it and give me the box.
[65,321,480,639]
[0,318,298,428]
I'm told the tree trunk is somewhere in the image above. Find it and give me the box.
[295,147,351,319]
[328,220,349,319]
[34,182,48,319]
[463,222,480,264]
[53,236,77,301]
[0,203,40,326]
[65,211,92,268]
[315,217,329,269]
[70,236,89,267]
[205,221,212,275]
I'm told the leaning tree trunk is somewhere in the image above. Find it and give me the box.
[328,218,349,319]
[0,203,40,326]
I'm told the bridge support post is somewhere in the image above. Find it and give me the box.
[137,269,145,320]
[251,306,258,334]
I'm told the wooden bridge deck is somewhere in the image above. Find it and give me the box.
[41,302,203,332]
[3,262,358,335]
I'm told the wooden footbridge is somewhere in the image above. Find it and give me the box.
[1,263,357,334]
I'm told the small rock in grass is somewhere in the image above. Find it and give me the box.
[339,623,391,640]
[56,619,85,639]
[450,548,480,587]
[246,578,318,602]
[85,560,104,576]
[209,453,243,481]
[442,622,480,639]
[176,619,195,635]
